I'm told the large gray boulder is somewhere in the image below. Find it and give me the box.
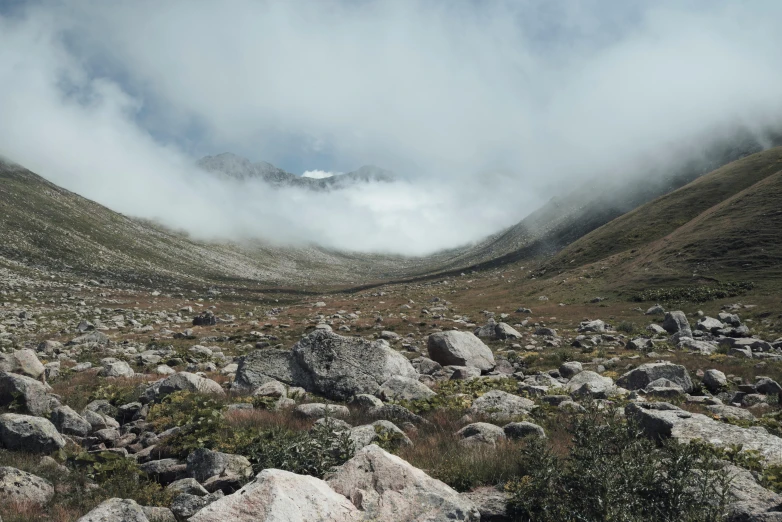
[703,369,728,393]
[50,405,92,437]
[626,402,782,466]
[349,420,412,451]
[427,331,495,371]
[186,448,253,484]
[77,498,150,521]
[233,349,309,391]
[189,469,361,522]
[565,371,618,398]
[379,376,436,401]
[0,413,65,453]
[0,350,46,380]
[662,311,692,337]
[141,372,225,403]
[292,331,418,401]
[235,332,419,401]
[98,360,135,378]
[0,466,54,505]
[469,390,534,421]
[327,444,480,521]
[617,362,693,393]
[457,422,506,446]
[0,371,56,416]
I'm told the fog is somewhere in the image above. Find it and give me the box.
[1,1,781,255]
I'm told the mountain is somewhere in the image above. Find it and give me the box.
[0,159,419,289]
[196,153,397,190]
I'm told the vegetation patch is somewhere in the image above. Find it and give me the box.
[632,282,754,303]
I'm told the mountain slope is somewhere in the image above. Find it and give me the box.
[0,160,418,289]
[540,146,782,277]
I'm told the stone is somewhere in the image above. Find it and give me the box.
[349,420,412,451]
[578,320,606,333]
[141,506,176,522]
[646,324,667,335]
[662,311,692,337]
[642,378,686,399]
[457,422,506,446]
[186,448,253,484]
[77,498,150,521]
[427,331,495,371]
[167,477,209,497]
[294,403,350,420]
[171,491,224,520]
[461,487,511,521]
[627,337,653,351]
[503,421,545,440]
[756,377,782,396]
[0,349,46,379]
[626,402,782,466]
[494,323,522,340]
[379,376,436,401]
[0,466,54,505]
[646,305,665,315]
[50,405,92,437]
[469,390,534,421]
[616,362,693,393]
[253,379,287,398]
[139,459,186,485]
[141,372,225,403]
[0,413,65,453]
[565,371,617,398]
[236,331,418,401]
[0,371,56,416]
[703,369,728,393]
[189,469,361,522]
[98,360,135,378]
[558,361,582,379]
[696,317,725,333]
[449,366,482,380]
[327,444,480,521]
[68,331,110,346]
[707,404,756,422]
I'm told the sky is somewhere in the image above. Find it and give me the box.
[1,1,781,255]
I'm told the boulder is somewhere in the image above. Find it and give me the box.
[292,331,419,401]
[0,350,46,379]
[756,377,782,396]
[558,361,582,379]
[76,498,149,522]
[578,320,606,333]
[565,371,617,398]
[349,420,412,451]
[642,378,686,399]
[98,360,135,378]
[186,448,253,484]
[379,376,436,401]
[645,305,665,315]
[616,362,693,393]
[461,487,511,521]
[0,371,56,416]
[237,332,418,401]
[696,317,725,333]
[703,369,728,393]
[327,444,480,521]
[68,331,109,346]
[427,331,495,371]
[50,405,92,437]
[457,422,506,446]
[189,469,361,522]
[171,491,224,520]
[139,459,186,485]
[0,413,65,453]
[0,466,54,505]
[494,323,523,340]
[469,390,534,421]
[662,311,692,337]
[627,337,653,351]
[167,477,209,497]
[141,372,225,403]
[293,403,350,420]
[503,421,545,440]
[626,402,782,466]
[253,380,287,398]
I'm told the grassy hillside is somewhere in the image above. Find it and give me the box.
[0,161,422,289]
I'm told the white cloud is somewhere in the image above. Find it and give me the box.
[0,1,780,255]
[302,170,338,179]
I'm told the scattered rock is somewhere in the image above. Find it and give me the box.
[427,331,495,371]
[0,413,65,453]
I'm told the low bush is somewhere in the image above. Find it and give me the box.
[632,282,754,304]
[507,406,731,522]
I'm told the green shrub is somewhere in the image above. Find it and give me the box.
[148,391,225,456]
[507,406,730,522]
[617,321,636,334]
[237,422,354,478]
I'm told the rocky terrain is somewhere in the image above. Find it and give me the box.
[0,146,780,520]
